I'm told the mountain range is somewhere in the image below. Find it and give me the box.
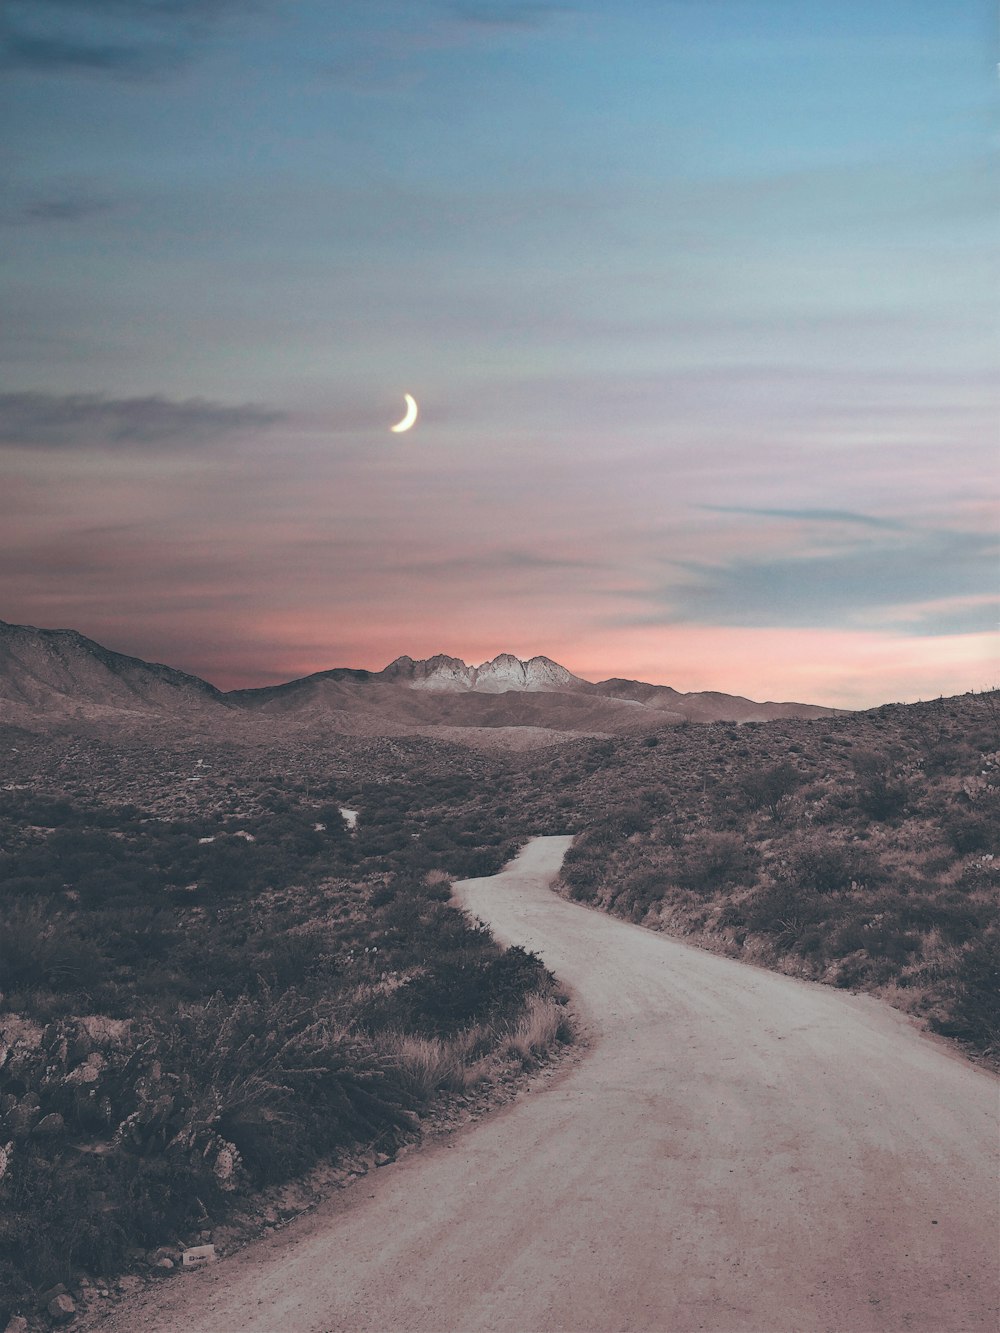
[0,619,840,744]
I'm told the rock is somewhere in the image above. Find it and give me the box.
[7,1099,39,1137]
[64,1053,105,1086]
[65,1021,94,1066]
[38,1283,66,1306]
[31,1112,65,1138]
[211,1140,240,1189]
[4,1315,29,1333]
[47,1292,76,1322]
[153,1257,174,1270]
[374,1152,392,1166]
[41,1023,66,1057]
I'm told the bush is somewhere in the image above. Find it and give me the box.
[852,752,907,821]
[941,932,1000,1049]
[376,946,549,1037]
[677,833,759,895]
[784,840,880,896]
[739,763,800,818]
[941,800,997,855]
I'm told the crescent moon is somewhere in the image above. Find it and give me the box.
[390,393,418,433]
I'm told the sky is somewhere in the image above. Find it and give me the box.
[1,0,997,707]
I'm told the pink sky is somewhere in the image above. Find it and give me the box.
[2,4,996,711]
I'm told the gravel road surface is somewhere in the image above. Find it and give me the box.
[89,835,999,1332]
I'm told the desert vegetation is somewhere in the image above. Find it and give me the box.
[1,688,997,1321]
[0,778,568,1321]
[550,691,999,1056]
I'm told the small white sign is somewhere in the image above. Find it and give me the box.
[182,1244,217,1268]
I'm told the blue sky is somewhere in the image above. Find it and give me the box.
[1,0,996,704]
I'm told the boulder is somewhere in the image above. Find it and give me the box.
[47,1293,76,1322]
[64,1053,105,1086]
[30,1112,65,1138]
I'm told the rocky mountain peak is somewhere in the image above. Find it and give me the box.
[376,652,585,693]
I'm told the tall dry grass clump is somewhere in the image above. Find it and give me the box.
[501,993,570,1065]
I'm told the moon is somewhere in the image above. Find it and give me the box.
[390,393,418,433]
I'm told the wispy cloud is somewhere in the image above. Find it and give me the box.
[871,594,1000,639]
[700,505,904,531]
[630,528,998,637]
[447,3,573,30]
[400,547,600,576]
[1,25,184,78]
[325,0,575,90]
[0,392,282,448]
[0,0,251,78]
[4,193,116,225]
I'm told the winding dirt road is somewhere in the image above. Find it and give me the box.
[95,837,998,1332]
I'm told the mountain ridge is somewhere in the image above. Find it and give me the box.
[0,619,843,739]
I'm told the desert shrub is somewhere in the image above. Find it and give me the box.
[501,993,570,1064]
[783,839,881,896]
[940,931,1000,1049]
[0,905,106,1000]
[941,800,998,855]
[609,804,653,836]
[619,867,668,916]
[738,762,800,818]
[895,890,983,943]
[852,751,907,821]
[376,946,549,1037]
[381,1031,480,1102]
[744,880,825,945]
[562,858,601,901]
[676,833,759,895]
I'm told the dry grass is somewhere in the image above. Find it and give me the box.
[380,1030,488,1101]
[501,994,569,1065]
[380,993,571,1098]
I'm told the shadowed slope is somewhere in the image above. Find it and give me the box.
[0,620,841,738]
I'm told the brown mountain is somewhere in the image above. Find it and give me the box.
[0,620,841,742]
[0,619,228,725]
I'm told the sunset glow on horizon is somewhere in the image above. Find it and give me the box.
[2,1,996,710]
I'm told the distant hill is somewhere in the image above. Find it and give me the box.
[0,619,228,724]
[0,621,842,740]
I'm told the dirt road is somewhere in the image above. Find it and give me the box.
[94,836,998,1332]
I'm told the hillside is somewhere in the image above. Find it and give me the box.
[2,672,996,1320]
[0,620,228,725]
[0,621,840,741]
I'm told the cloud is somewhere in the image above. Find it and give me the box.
[869,594,1000,640]
[0,0,252,78]
[325,1,574,90]
[447,3,572,30]
[631,528,998,637]
[401,548,600,576]
[0,25,184,78]
[5,194,116,225]
[0,392,283,449]
[699,505,904,531]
